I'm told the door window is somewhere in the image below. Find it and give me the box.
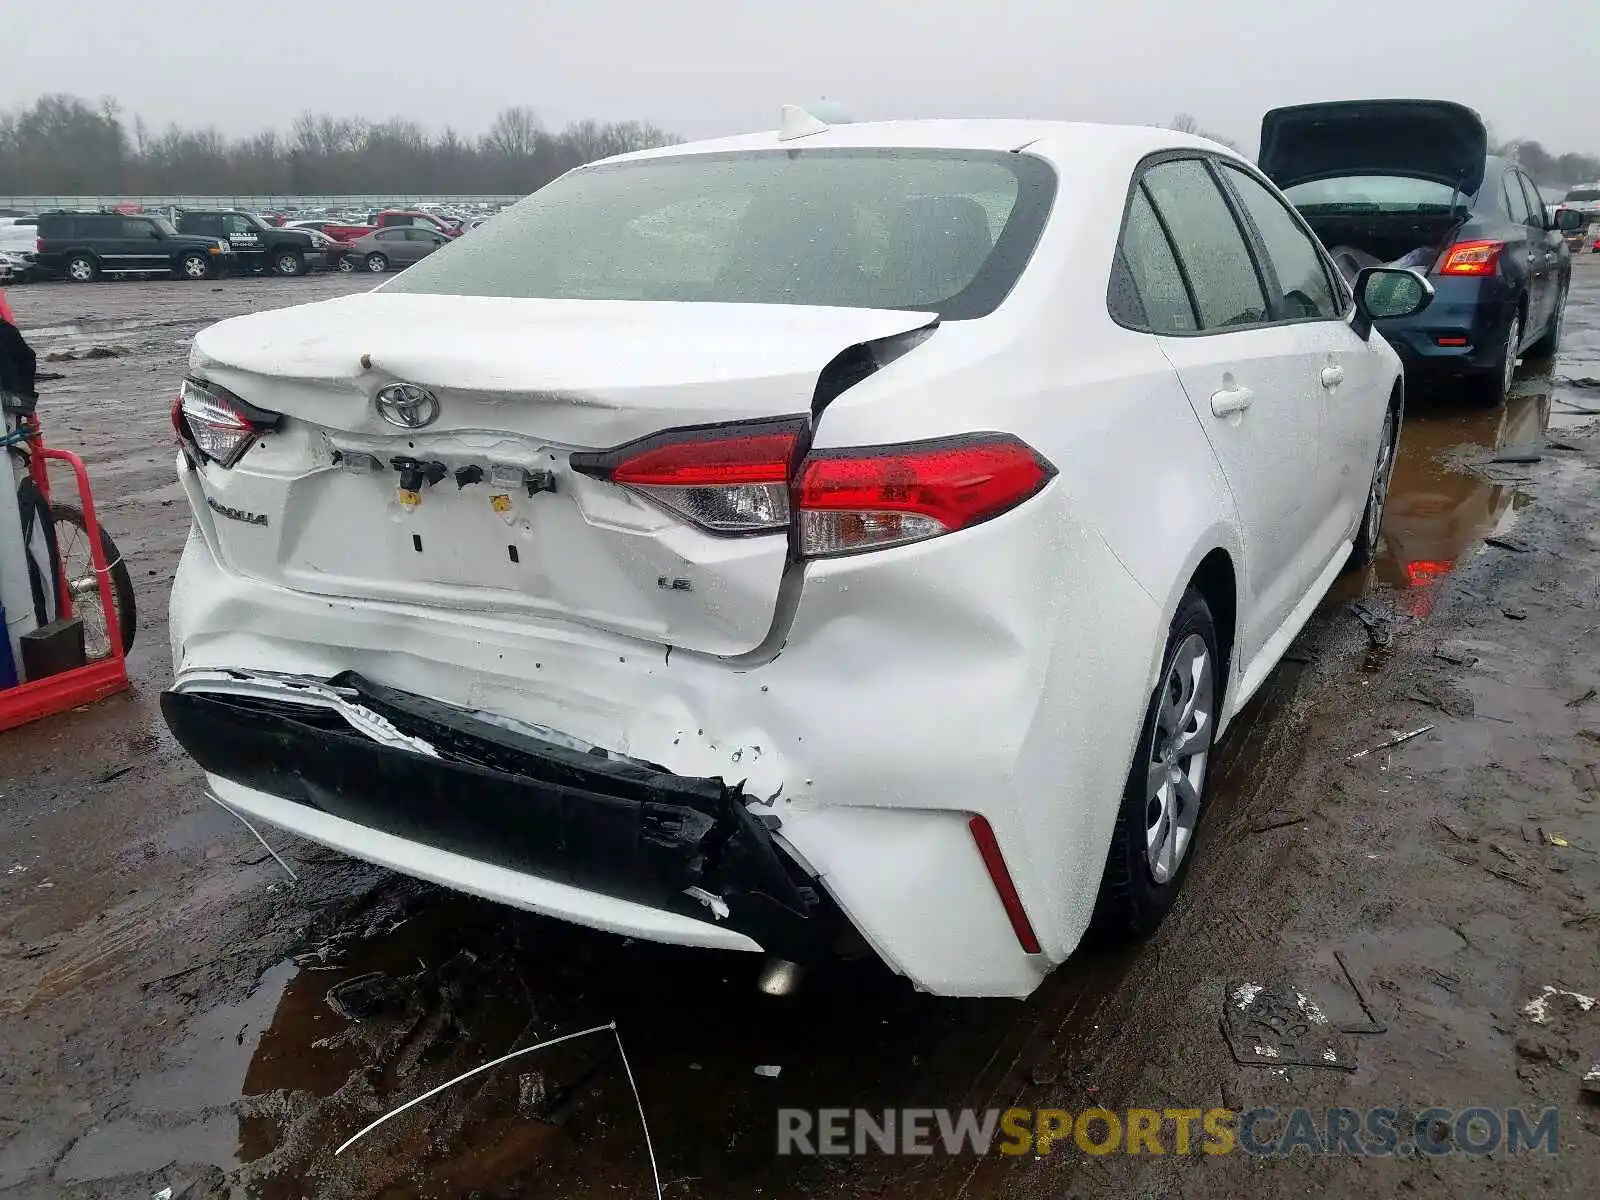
[1109,185,1198,332]
[224,214,256,236]
[1219,164,1341,320]
[1502,174,1532,224]
[375,229,405,241]
[1516,174,1547,228]
[122,218,157,239]
[1141,159,1269,330]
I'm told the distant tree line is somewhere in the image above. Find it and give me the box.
[0,94,680,196]
[1492,140,1600,189]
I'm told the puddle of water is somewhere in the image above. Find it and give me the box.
[111,887,1129,1199]
[1323,382,1559,617]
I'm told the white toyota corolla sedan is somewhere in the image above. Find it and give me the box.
[162,112,1430,998]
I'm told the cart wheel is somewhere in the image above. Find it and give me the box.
[51,503,136,659]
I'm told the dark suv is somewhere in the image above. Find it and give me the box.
[34,212,232,283]
[173,211,330,276]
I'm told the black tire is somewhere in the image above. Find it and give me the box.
[65,254,98,283]
[1468,310,1521,406]
[1526,286,1567,358]
[1092,587,1220,939]
[273,248,305,277]
[365,253,389,273]
[50,503,136,658]
[176,252,211,282]
[1349,405,1399,568]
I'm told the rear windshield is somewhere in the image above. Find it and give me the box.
[383,149,1056,319]
[1282,175,1461,212]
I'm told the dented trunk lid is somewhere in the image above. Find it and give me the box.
[187,293,937,656]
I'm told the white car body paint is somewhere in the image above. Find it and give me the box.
[167,117,1403,998]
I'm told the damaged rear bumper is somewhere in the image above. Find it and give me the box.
[161,670,827,961]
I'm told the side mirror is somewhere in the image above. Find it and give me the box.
[1553,208,1585,233]
[1352,267,1433,339]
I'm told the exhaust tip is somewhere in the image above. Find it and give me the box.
[757,958,805,997]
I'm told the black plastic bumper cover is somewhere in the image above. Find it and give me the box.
[160,673,823,959]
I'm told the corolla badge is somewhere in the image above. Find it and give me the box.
[374,383,441,429]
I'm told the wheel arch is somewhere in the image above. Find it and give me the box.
[1189,548,1237,711]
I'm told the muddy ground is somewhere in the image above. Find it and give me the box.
[2,265,1598,1199]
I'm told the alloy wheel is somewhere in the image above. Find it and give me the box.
[1145,633,1213,884]
[183,255,208,279]
[1502,316,1520,396]
[68,259,93,281]
[1365,416,1396,550]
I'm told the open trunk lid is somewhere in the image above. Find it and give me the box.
[1259,99,1488,195]
[186,293,937,656]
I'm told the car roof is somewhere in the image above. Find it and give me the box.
[602,118,1237,167]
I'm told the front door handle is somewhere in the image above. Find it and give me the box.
[1210,385,1255,417]
[1320,365,1345,390]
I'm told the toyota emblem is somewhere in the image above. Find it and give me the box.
[374,383,441,429]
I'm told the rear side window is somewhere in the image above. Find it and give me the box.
[1219,164,1341,320]
[1142,160,1268,330]
[1109,187,1197,333]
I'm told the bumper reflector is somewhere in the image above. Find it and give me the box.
[968,815,1041,954]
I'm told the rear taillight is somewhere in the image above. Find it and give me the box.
[571,420,1055,554]
[569,417,804,534]
[796,433,1055,557]
[175,377,281,468]
[1437,240,1505,277]
[35,238,43,254]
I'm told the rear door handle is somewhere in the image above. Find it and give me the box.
[1320,365,1345,389]
[1210,385,1255,417]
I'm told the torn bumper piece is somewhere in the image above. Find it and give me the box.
[160,672,826,961]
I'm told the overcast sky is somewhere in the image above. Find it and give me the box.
[6,0,1597,155]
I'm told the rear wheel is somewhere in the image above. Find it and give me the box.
[1349,405,1398,568]
[365,253,389,273]
[1469,312,1520,406]
[337,255,356,273]
[1092,588,1219,938]
[66,254,98,283]
[50,503,136,659]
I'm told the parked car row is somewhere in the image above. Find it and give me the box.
[0,206,464,282]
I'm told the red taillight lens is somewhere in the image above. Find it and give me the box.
[571,421,1055,552]
[176,377,279,468]
[1438,240,1504,277]
[796,433,1055,557]
[569,417,804,534]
